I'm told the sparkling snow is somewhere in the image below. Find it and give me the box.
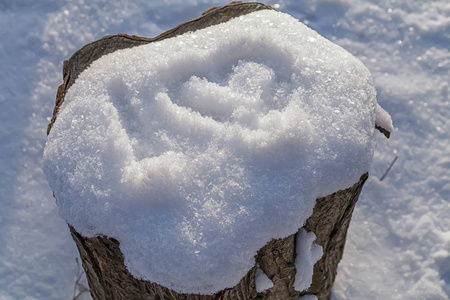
[43,9,378,293]
[1,0,449,299]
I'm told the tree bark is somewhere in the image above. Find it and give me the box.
[48,2,379,299]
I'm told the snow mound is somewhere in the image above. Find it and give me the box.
[44,10,379,294]
[294,229,323,292]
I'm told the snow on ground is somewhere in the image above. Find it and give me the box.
[0,0,448,299]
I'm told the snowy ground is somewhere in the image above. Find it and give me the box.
[0,0,448,299]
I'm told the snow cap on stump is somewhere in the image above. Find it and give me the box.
[44,9,389,294]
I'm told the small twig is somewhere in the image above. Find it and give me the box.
[380,156,398,181]
[73,286,89,300]
[72,258,89,300]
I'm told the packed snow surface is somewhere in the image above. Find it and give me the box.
[44,10,379,293]
[255,264,274,292]
[294,229,323,292]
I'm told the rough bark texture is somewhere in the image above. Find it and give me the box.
[48,2,379,299]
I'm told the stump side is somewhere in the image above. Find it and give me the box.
[302,173,368,299]
[68,173,368,300]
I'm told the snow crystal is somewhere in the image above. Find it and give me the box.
[44,9,379,294]
[255,264,273,293]
[294,229,323,292]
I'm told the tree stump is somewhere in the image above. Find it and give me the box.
[47,2,386,299]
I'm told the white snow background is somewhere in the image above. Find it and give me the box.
[0,0,448,299]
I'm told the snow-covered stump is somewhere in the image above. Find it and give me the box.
[44,2,392,300]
